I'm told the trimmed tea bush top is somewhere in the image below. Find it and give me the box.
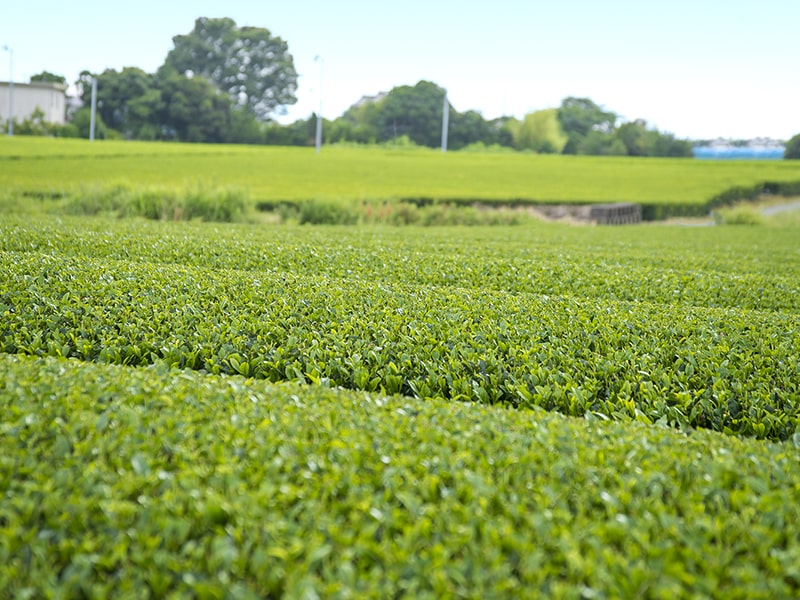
[2,217,799,441]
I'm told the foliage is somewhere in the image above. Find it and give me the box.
[69,107,110,140]
[58,181,248,222]
[507,109,568,153]
[76,67,157,138]
[557,97,618,153]
[576,129,628,156]
[164,17,298,121]
[11,107,77,138]
[375,81,447,147]
[263,115,316,146]
[155,67,232,143]
[785,133,800,159]
[2,131,799,596]
[30,71,67,85]
[3,353,799,597]
[555,100,692,158]
[712,204,766,225]
[448,111,507,150]
[2,216,800,441]
[328,82,507,150]
[73,65,268,143]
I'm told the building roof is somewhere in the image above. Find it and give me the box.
[0,81,68,92]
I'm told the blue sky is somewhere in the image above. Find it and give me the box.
[3,0,798,139]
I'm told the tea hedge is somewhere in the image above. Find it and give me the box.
[2,246,798,441]
[2,215,799,312]
[2,354,799,598]
[3,138,800,217]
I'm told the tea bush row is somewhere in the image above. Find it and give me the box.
[2,354,799,598]
[3,216,799,312]
[2,250,798,440]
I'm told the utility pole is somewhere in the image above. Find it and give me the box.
[441,89,449,153]
[2,45,13,136]
[89,77,97,141]
[314,55,323,153]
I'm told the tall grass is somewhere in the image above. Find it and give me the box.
[61,181,248,222]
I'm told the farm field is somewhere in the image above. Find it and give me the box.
[2,353,799,598]
[2,203,800,596]
[2,137,800,215]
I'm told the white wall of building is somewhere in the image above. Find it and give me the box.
[0,81,67,125]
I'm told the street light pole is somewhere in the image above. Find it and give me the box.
[2,45,12,136]
[90,77,98,141]
[314,55,323,154]
[441,89,449,153]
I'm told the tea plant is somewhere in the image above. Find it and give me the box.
[2,354,799,597]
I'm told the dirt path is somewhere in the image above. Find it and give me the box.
[762,199,800,216]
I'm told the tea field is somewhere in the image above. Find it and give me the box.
[1,209,800,597]
[2,137,800,217]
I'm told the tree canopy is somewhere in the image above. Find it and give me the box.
[785,134,800,159]
[75,66,263,143]
[164,17,298,121]
[48,16,695,155]
[557,97,618,154]
[30,71,67,85]
[508,109,568,153]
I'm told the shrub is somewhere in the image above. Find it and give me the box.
[63,181,247,222]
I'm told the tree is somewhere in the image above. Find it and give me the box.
[264,116,315,146]
[334,99,383,143]
[785,134,800,159]
[76,67,158,138]
[30,71,67,85]
[70,107,109,139]
[155,67,232,143]
[557,97,617,154]
[164,17,298,121]
[449,110,502,150]
[616,119,651,156]
[374,81,447,147]
[508,109,568,153]
[615,119,692,157]
[649,132,692,157]
[577,130,627,155]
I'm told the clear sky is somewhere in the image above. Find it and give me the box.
[3,0,798,140]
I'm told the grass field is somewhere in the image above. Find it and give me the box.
[2,137,800,216]
[2,138,800,597]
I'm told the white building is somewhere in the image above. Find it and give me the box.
[0,81,67,126]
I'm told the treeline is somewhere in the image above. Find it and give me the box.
[17,16,692,156]
[66,74,691,157]
[313,82,692,157]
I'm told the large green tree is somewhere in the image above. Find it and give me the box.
[615,119,652,156]
[785,134,800,159]
[375,81,447,147]
[77,67,158,138]
[557,97,617,154]
[155,67,232,143]
[74,66,249,143]
[164,17,298,121]
[448,110,504,150]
